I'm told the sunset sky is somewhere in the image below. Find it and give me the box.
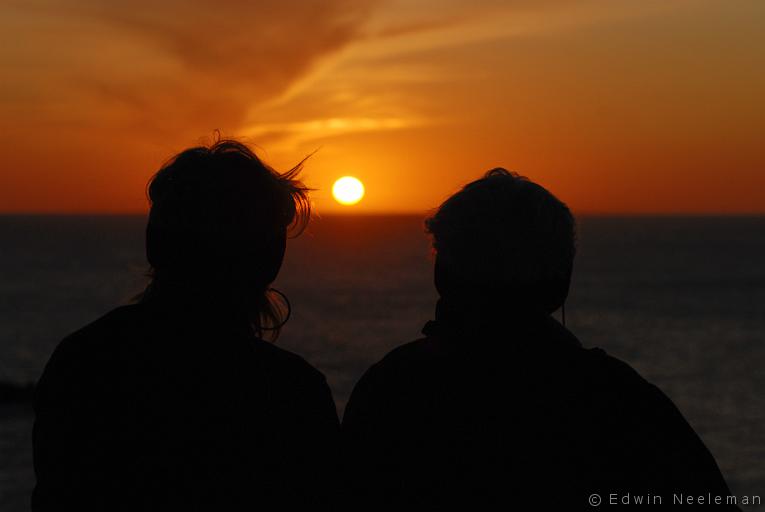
[1,0,763,214]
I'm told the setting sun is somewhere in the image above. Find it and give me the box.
[332,176,365,206]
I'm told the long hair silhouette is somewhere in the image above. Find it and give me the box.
[138,138,311,339]
[33,138,339,512]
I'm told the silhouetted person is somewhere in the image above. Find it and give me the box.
[32,140,339,511]
[342,169,738,510]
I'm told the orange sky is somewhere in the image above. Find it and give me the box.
[1,0,763,214]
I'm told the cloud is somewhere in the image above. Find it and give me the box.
[5,0,760,214]
[0,0,682,148]
[239,0,692,149]
[353,0,692,61]
[0,0,379,142]
[241,115,423,149]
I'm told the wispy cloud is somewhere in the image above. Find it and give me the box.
[244,0,691,146]
[1,0,762,213]
[0,0,379,140]
[242,116,423,149]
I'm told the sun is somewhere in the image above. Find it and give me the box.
[332,176,365,205]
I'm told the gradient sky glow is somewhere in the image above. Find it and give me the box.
[1,0,763,213]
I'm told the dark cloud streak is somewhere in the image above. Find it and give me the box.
[2,0,380,141]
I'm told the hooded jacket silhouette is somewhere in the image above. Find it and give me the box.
[342,300,737,509]
[342,169,738,510]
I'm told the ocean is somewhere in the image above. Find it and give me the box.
[1,214,763,508]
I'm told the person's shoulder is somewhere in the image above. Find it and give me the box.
[50,304,143,359]
[576,346,719,467]
[375,337,438,368]
[574,345,673,409]
[249,338,328,383]
[580,346,647,383]
[36,305,144,402]
[383,337,435,360]
[355,337,444,389]
[344,339,435,418]
[76,303,142,333]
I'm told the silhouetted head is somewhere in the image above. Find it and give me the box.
[141,139,310,338]
[426,169,575,315]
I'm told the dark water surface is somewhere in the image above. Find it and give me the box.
[1,215,763,508]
